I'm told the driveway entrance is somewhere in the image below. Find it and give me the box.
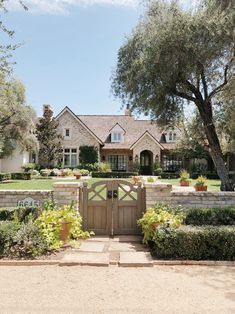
[80,180,145,235]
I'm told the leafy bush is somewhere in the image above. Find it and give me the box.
[77,163,99,172]
[60,168,73,176]
[8,221,48,258]
[160,172,179,179]
[138,204,183,243]
[132,161,140,173]
[79,146,98,164]
[35,205,90,250]
[99,162,112,173]
[40,169,51,177]
[11,173,31,180]
[79,169,90,176]
[0,173,11,181]
[22,163,36,173]
[147,177,155,183]
[91,171,138,178]
[0,207,41,223]
[0,221,20,256]
[152,226,235,260]
[0,208,16,221]
[185,207,235,226]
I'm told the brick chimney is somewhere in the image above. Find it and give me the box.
[125,104,132,116]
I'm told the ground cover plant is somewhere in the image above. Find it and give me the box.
[138,203,235,260]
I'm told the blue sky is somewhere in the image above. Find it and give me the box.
[3,0,194,117]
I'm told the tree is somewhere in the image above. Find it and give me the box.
[36,106,62,168]
[0,75,38,157]
[79,146,98,165]
[112,0,235,190]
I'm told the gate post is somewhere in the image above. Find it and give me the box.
[53,182,81,211]
[143,182,172,209]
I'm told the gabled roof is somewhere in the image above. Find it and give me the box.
[55,106,103,145]
[130,131,164,150]
[109,122,126,134]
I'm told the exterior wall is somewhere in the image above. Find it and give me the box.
[0,146,29,173]
[57,111,100,165]
[144,183,235,209]
[53,182,81,210]
[133,134,162,162]
[0,190,52,208]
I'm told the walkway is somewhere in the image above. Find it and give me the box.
[60,235,153,267]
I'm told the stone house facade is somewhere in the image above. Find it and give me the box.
[55,105,182,175]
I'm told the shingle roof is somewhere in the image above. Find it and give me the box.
[78,115,165,149]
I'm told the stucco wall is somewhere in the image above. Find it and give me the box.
[57,111,100,150]
[0,146,29,173]
[133,133,162,161]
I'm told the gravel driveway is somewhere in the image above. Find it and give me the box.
[0,266,234,313]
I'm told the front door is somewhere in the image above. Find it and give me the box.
[80,180,145,235]
[140,150,153,175]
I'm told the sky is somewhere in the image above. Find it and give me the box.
[2,0,195,117]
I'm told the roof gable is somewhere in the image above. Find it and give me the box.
[109,123,126,134]
[130,131,164,150]
[55,106,103,145]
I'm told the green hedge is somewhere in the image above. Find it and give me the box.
[160,172,179,179]
[152,226,235,260]
[185,207,235,226]
[11,172,31,180]
[91,171,138,178]
[0,173,11,181]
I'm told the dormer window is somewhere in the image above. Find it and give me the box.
[110,123,125,143]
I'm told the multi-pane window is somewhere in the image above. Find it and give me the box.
[64,128,71,139]
[63,148,78,167]
[162,154,182,172]
[112,132,122,143]
[107,155,127,171]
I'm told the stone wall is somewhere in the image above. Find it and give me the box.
[53,182,81,210]
[0,190,52,208]
[132,133,162,163]
[144,183,235,209]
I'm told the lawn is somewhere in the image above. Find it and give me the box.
[0,177,221,191]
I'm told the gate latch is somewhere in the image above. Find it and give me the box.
[113,190,118,198]
[107,190,113,199]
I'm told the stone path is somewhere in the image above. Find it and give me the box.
[60,235,153,267]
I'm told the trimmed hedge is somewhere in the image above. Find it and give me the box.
[152,226,235,260]
[160,172,179,179]
[0,173,11,181]
[91,171,138,178]
[185,207,235,226]
[11,172,31,180]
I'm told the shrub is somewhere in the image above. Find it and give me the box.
[77,163,99,172]
[0,173,11,181]
[99,162,111,173]
[160,172,179,179]
[0,208,16,221]
[152,226,235,260]
[22,163,36,173]
[60,168,73,176]
[185,207,235,226]
[137,205,183,243]
[0,207,41,223]
[0,221,20,256]
[79,146,98,164]
[147,177,155,183]
[154,168,163,176]
[9,221,49,258]
[11,173,31,180]
[79,169,90,176]
[40,169,51,177]
[49,168,61,177]
[132,161,140,173]
[31,169,40,177]
[91,171,138,178]
[35,205,90,250]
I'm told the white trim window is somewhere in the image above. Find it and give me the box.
[63,148,78,167]
[112,132,122,143]
[64,128,71,140]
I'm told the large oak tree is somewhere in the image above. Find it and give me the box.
[112,0,235,191]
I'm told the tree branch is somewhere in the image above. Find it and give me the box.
[173,89,197,102]
[208,64,229,100]
[200,65,208,99]
[0,111,16,127]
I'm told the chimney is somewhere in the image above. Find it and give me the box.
[43,104,53,115]
[125,104,132,116]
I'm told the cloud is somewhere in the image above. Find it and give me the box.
[6,0,140,14]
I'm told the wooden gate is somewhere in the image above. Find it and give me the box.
[80,180,145,235]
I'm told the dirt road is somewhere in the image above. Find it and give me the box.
[0,265,234,313]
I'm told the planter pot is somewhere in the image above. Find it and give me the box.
[180,181,190,187]
[75,175,81,180]
[194,185,208,192]
[60,221,72,242]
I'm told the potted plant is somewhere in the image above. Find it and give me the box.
[40,169,51,177]
[73,169,82,179]
[132,176,141,186]
[194,176,207,191]
[179,169,190,186]
[59,219,72,243]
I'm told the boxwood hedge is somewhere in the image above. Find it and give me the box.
[152,226,235,260]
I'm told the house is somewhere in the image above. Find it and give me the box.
[55,105,182,175]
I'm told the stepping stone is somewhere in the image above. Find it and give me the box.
[78,242,105,252]
[59,252,110,267]
[86,236,110,242]
[108,242,148,252]
[119,252,154,267]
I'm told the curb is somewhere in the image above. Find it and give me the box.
[0,259,234,267]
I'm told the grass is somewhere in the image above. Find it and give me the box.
[0,177,222,191]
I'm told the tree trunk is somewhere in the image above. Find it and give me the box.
[198,104,233,191]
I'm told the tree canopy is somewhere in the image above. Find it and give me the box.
[0,74,38,157]
[112,0,234,190]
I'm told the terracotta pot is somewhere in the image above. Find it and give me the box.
[180,181,190,187]
[195,185,208,192]
[75,174,81,179]
[60,221,72,242]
